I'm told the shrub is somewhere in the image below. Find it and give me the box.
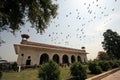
[98,61,111,71]
[108,61,114,68]
[70,62,87,80]
[113,62,119,68]
[0,63,9,71]
[11,62,18,71]
[116,60,120,66]
[111,61,119,68]
[95,66,102,74]
[108,60,120,68]
[38,60,60,80]
[88,61,102,74]
[0,71,2,80]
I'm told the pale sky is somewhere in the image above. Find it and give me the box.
[0,0,120,61]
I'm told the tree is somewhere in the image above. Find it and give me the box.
[102,29,120,59]
[0,0,58,33]
[97,51,110,60]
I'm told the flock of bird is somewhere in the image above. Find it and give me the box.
[25,0,118,47]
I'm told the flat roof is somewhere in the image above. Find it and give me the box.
[14,40,89,54]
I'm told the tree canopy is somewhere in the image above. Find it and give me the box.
[97,51,110,60]
[0,0,58,33]
[102,29,120,59]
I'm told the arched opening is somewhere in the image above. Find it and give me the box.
[77,56,82,63]
[62,55,69,64]
[40,53,49,64]
[71,55,75,63]
[53,54,59,64]
[26,56,31,65]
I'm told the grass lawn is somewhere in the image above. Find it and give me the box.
[2,69,39,80]
[2,67,96,80]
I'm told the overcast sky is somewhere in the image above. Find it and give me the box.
[0,0,120,61]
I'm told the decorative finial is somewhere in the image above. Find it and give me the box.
[21,34,30,41]
[81,46,86,52]
[81,46,85,50]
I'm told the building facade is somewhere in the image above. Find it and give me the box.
[14,39,88,66]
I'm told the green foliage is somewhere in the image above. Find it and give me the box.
[0,0,58,33]
[97,51,110,60]
[102,29,120,59]
[0,62,18,72]
[70,62,87,80]
[0,71,2,80]
[98,61,111,71]
[108,61,114,68]
[0,63,9,71]
[11,62,18,71]
[95,66,102,74]
[88,61,102,74]
[116,60,120,65]
[38,60,60,80]
[109,60,120,68]
[112,62,119,68]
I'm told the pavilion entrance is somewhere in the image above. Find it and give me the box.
[40,53,49,64]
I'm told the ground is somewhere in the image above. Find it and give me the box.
[101,70,120,80]
[2,68,70,80]
[1,67,95,80]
